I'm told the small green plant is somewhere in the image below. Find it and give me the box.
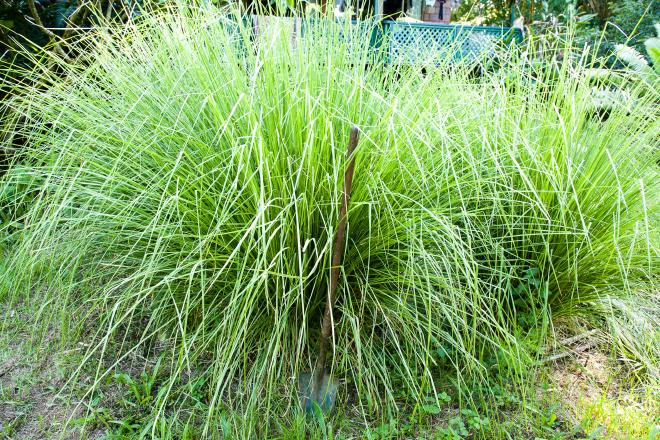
[113,358,162,408]
[538,405,561,432]
[420,391,452,416]
[461,409,490,431]
[437,416,469,440]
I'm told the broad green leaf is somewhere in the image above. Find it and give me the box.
[644,37,660,74]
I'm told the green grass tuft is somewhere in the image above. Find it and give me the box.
[1,6,658,437]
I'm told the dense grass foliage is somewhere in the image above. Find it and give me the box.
[1,8,658,436]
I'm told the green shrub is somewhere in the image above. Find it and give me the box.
[1,7,658,436]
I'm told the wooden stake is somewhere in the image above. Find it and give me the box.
[311,126,359,403]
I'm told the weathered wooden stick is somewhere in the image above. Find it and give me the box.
[557,329,598,346]
[541,340,599,364]
[311,126,359,403]
[25,0,71,61]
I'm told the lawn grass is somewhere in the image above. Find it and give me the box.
[0,6,658,438]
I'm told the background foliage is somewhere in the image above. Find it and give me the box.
[454,0,658,57]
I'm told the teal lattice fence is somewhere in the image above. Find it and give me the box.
[381,21,522,63]
[245,16,523,64]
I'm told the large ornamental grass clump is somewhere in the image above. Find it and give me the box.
[1,6,658,435]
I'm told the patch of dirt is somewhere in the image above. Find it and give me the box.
[549,350,615,405]
[0,307,89,439]
[543,327,657,439]
[0,299,182,439]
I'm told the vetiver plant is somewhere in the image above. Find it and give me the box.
[0,6,657,437]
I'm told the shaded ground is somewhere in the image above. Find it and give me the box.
[0,312,81,438]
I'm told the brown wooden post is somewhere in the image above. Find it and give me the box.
[311,126,359,402]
